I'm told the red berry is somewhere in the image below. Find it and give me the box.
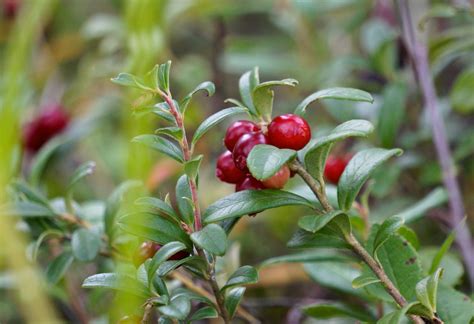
[23,105,69,152]
[235,176,265,191]
[133,241,188,267]
[3,0,20,19]
[216,151,246,184]
[262,165,290,189]
[224,120,260,151]
[324,155,351,184]
[268,114,311,150]
[233,132,269,171]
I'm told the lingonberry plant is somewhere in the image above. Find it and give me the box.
[7,62,473,323]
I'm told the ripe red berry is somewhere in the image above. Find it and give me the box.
[216,151,246,184]
[233,132,269,171]
[235,176,265,191]
[133,241,188,267]
[262,165,290,189]
[268,114,311,150]
[224,120,260,151]
[324,155,351,184]
[3,0,20,19]
[23,105,69,152]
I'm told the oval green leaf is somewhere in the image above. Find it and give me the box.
[247,145,296,180]
[71,228,101,262]
[221,265,258,291]
[190,224,227,256]
[132,135,184,163]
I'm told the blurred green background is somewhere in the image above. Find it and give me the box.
[0,0,473,323]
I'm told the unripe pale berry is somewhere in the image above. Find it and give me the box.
[262,165,290,189]
[268,114,311,150]
[224,120,260,151]
[324,155,351,184]
[216,151,246,184]
[233,132,269,171]
[235,176,265,191]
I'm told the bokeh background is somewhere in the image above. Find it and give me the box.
[1,0,473,323]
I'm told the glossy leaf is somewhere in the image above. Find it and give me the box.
[338,148,402,211]
[158,296,191,320]
[239,68,259,116]
[221,265,258,291]
[247,145,296,180]
[189,306,218,321]
[180,81,216,113]
[190,224,227,256]
[191,107,248,146]
[83,273,149,298]
[377,302,420,324]
[373,216,404,257]
[225,287,246,318]
[132,135,184,163]
[416,268,443,316]
[294,87,374,116]
[155,126,183,141]
[1,201,56,218]
[68,161,95,190]
[135,196,179,222]
[429,223,458,274]
[46,251,74,284]
[352,274,380,289]
[147,242,187,283]
[111,72,150,90]
[71,228,101,262]
[302,119,374,180]
[303,302,374,321]
[378,82,407,148]
[261,250,353,267]
[184,155,202,181]
[175,175,194,225]
[157,256,205,277]
[287,227,349,249]
[203,189,313,223]
[297,211,350,236]
[436,284,474,323]
[158,61,171,92]
[118,211,192,249]
[252,78,298,119]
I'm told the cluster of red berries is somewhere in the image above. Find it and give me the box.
[23,104,70,153]
[216,114,311,191]
[133,241,189,268]
[324,154,351,184]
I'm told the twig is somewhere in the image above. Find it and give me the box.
[169,271,260,324]
[395,0,474,290]
[290,158,424,323]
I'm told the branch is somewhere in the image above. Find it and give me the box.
[395,0,474,291]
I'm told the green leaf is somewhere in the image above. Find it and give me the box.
[247,145,296,180]
[32,230,63,261]
[261,250,353,267]
[304,262,367,299]
[191,107,248,146]
[395,187,448,223]
[189,306,218,321]
[428,224,458,275]
[338,148,402,211]
[450,67,474,114]
[155,127,183,141]
[1,201,56,217]
[416,268,443,316]
[252,78,298,119]
[158,61,171,92]
[373,216,404,257]
[436,285,474,323]
[82,273,149,298]
[419,4,457,30]
[203,189,313,223]
[239,68,259,116]
[29,137,68,186]
[225,287,246,318]
[68,161,95,190]
[147,241,187,283]
[118,212,192,249]
[180,81,216,113]
[221,266,258,291]
[302,119,374,180]
[158,295,191,320]
[303,302,374,321]
[11,179,50,206]
[377,302,420,324]
[132,135,184,163]
[46,251,74,284]
[135,196,179,222]
[352,274,381,289]
[71,228,101,262]
[294,87,374,116]
[175,175,194,225]
[157,256,205,277]
[190,224,227,256]
[287,228,349,249]
[377,82,407,148]
[297,211,350,236]
[184,155,202,181]
[111,73,150,90]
